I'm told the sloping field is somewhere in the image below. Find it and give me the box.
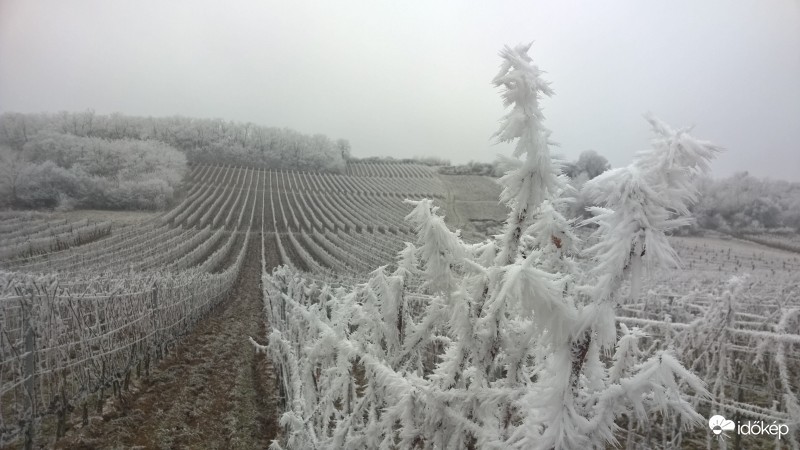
[437,173,507,240]
[1,162,798,448]
[0,161,447,447]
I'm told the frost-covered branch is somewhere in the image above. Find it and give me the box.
[258,42,718,450]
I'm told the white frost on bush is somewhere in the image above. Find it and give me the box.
[1,132,186,209]
[260,42,719,449]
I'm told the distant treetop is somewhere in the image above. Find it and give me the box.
[0,111,348,173]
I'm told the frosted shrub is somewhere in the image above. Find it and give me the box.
[260,43,719,449]
[4,132,187,209]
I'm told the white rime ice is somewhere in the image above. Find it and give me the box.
[581,113,722,306]
[261,42,719,449]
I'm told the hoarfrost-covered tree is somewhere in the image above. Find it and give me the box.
[564,149,610,180]
[0,111,349,173]
[488,43,717,449]
[260,42,720,449]
[0,145,26,206]
[582,113,722,303]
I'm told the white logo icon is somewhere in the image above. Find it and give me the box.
[709,415,736,435]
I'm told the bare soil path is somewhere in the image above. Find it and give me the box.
[54,237,280,450]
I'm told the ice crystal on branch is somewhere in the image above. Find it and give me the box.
[493,43,564,265]
[260,42,718,450]
[582,114,722,303]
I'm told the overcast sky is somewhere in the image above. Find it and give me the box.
[1,0,798,180]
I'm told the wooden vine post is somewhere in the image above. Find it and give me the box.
[20,289,36,450]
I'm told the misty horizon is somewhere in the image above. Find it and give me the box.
[1,16,799,448]
[1,0,798,181]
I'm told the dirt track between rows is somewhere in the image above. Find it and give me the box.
[54,238,280,450]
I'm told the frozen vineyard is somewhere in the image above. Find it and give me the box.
[612,236,800,447]
[0,161,445,446]
[255,44,800,450]
[1,46,799,449]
